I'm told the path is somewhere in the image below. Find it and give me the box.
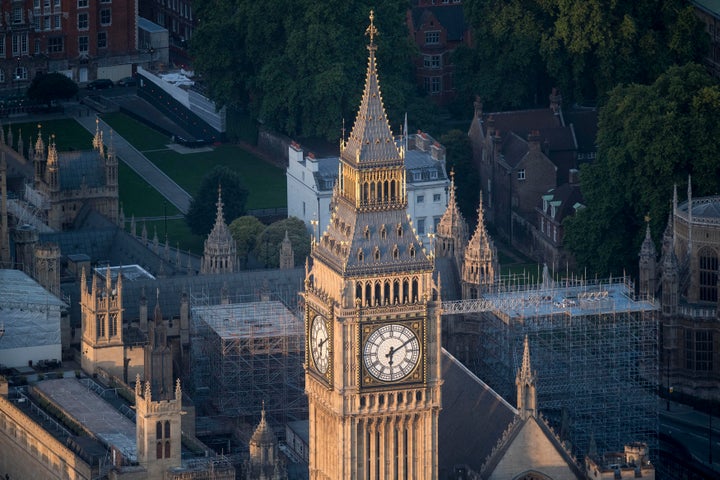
[73,114,193,214]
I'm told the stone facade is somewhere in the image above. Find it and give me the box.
[32,122,119,231]
[650,181,720,401]
[303,13,442,479]
[200,187,238,275]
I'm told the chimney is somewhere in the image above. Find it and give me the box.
[528,130,541,153]
[569,168,580,185]
[430,141,445,162]
[415,131,430,151]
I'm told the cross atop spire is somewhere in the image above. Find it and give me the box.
[365,10,378,48]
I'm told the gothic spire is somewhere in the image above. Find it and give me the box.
[516,335,537,420]
[639,217,656,259]
[340,10,401,168]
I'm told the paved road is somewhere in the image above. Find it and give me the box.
[73,113,193,214]
[660,398,720,473]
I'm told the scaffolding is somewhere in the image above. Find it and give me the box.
[191,300,306,427]
[451,276,658,458]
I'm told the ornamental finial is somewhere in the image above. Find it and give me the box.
[366,10,378,46]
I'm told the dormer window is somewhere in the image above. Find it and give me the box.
[396,224,403,238]
[374,247,380,261]
[358,249,364,262]
[364,226,370,239]
[392,245,399,259]
[409,244,416,258]
[380,225,387,239]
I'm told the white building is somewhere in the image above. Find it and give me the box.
[0,269,66,368]
[287,132,449,249]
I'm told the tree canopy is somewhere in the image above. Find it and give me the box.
[185,166,249,237]
[455,0,707,110]
[190,0,428,140]
[255,217,311,268]
[563,63,720,275]
[27,73,78,106]
[229,215,266,268]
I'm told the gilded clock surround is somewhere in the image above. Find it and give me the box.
[305,305,333,385]
[360,319,425,387]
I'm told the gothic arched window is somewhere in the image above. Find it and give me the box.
[699,247,718,302]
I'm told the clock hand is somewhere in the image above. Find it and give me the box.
[317,337,327,350]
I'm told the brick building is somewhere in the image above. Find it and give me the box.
[407,0,470,105]
[0,0,138,88]
[139,0,193,67]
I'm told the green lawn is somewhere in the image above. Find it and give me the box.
[101,112,171,151]
[145,145,286,208]
[137,218,204,255]
[6,119,92,150]
[118,162,181,218]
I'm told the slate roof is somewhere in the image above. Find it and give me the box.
[540,182,584,223]
[679,197,720,219]
[438,349,517,477]
[410,5,467,42]
[58,151,106,190]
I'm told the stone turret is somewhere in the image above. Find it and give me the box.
[516,335,537,420]
[461,194,497,299]
[661,212,679,317]
[435,170,469,265]
[638,218,657,298]
[246,404,287,480]
[201,185,238,274]
[279,231,294,269]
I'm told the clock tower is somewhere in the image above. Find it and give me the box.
[303,11,441,480]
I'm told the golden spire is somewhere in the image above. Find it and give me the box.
[365,10,378,47]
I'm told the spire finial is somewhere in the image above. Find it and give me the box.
[366,10,378,46]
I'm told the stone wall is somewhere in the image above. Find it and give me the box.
[0,395,93,479]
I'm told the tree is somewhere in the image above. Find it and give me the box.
[455,0,706,108]
[564,63,720,275]
[229,215,265,268]
[191,0,423,140]
[185,166,249,237]
[27,73,78,106]
[255,217,311,268]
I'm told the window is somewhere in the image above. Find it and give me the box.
[416,195,424,204]
[699,248,718,302]
[78,0,88,7]
[156,422,162,440]
[0,71,5,83]
[517,169,526,181]
[97,31,107,49]
[13,7,23,24]
[434,216,441,232]
[417,218,426,235]
[686,330,714,372]
[433,193,441,202]
[78,12,88,30]
[425,31,439,45]
[101,0,112,3]
[12,33,29,55]
[54,0,60,6]
[78,36,88,53]
[0,35,5,56]
[34,39,40,55]
[100,9,111,26]
[54,14,61,30]
[43,16,50,31]
[34,0,41,8]
[423,55,441,68]
[430,170,438,179]
[47,37,63,53]
[424,76,441,94]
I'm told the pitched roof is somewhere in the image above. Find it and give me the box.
[340,15,401,169]
[410,5,467,42]
[438,349,516,476]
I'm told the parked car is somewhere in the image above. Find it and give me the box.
[116,76,137,87]
[86,78,113,90]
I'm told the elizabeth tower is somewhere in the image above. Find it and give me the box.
[303,11,442,480]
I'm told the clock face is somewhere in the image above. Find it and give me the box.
[310,315,330,374]
[363,324,420,382]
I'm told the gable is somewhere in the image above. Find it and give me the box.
[487,418,580,480]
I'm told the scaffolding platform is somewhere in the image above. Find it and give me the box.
[462,277,658,458]
[191,300,306,427]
